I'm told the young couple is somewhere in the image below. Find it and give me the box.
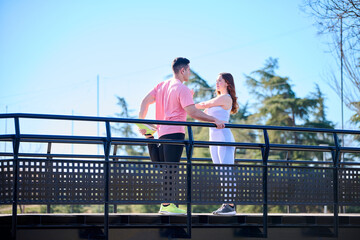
[139,57,238,216]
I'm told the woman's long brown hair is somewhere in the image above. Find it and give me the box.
[216,73,239,114]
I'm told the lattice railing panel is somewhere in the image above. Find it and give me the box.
[109,162,187,203]
[191,164,263,204]
[339,168,360,205]
[268,167,333,205]
[18,160,48,203]
[18,160,105,204]
[2,159,360,207]
[0,160,14,204]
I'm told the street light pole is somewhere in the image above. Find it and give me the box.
[97,74,100,155]
[339,15,346,214]
[340,15,344,138]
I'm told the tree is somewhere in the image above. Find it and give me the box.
[112,96,147,156]
[303,0,360,125]
[303,84,336,160]
[246,58,317,140]
[245,58,335,160]
[185,69,216,103]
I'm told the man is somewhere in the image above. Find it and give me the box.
[139,57,225,215]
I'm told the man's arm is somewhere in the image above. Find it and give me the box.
[195,95,232,109]
[139,92,155,119]
[184,104,225,129]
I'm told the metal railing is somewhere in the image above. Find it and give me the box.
[1,113,360,239]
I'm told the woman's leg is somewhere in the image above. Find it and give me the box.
[210,129,236,214]
[218,146,236,203]
[210,145,221,164]
[218,146,235,165]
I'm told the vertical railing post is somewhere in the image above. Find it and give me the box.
[46,142,52,213]
[112,144,118,213]
[11,117,20,240]
[185,125,193,238]
[332,133,340,237]
[104,121,112,240]
[261,129,270,238]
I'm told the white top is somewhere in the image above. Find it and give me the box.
[207,106,231,123]
[206,94,231,122]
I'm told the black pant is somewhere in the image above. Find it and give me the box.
[148,133,185,202]
[148,133,185,162]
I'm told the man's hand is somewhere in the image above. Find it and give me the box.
[138,128,147,135]
[214,119,226,129]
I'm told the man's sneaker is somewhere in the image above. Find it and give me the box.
[212,204,236,215]
[159,204,186,215]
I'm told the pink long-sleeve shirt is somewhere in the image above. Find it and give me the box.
[149,78,194,137]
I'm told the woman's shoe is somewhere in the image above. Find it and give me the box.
[212,204,236,215]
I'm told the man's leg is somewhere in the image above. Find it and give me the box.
[145,135,170,213]
[158,133,186,215]
[160,133,185,199]
[160,133,185,163]
[146,135,164,162]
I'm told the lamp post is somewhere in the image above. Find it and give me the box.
[340,15,344,141]
[339,14,346,214]
[97,74,100,155]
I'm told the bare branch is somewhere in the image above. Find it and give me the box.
[304,0,360,122]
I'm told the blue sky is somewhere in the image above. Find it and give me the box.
[0,0,355,141]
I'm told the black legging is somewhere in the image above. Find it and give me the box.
[147,133,185,162]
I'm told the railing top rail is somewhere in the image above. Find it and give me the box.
[1,113,360,135]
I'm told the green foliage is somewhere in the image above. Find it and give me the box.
[345,206,360,213]
[112,96,147,156]
[50,205,86,213]
[245,58,317,128]
[245,58,336,161]
[350,111,360,125]
[184,69,216,103]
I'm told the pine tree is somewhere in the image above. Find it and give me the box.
[245,58,333,160]
[112,96,147,156]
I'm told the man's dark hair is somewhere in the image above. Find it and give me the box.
[172,57,190,74]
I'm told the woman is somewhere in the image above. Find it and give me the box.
[195,72,239,215]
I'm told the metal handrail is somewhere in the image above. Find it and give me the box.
[1,113,360,134]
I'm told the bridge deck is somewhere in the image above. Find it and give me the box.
[2,213,360,240]
[1,213,360,228]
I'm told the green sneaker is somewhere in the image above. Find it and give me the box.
[136,123,157,135]
[159,204,186,215]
